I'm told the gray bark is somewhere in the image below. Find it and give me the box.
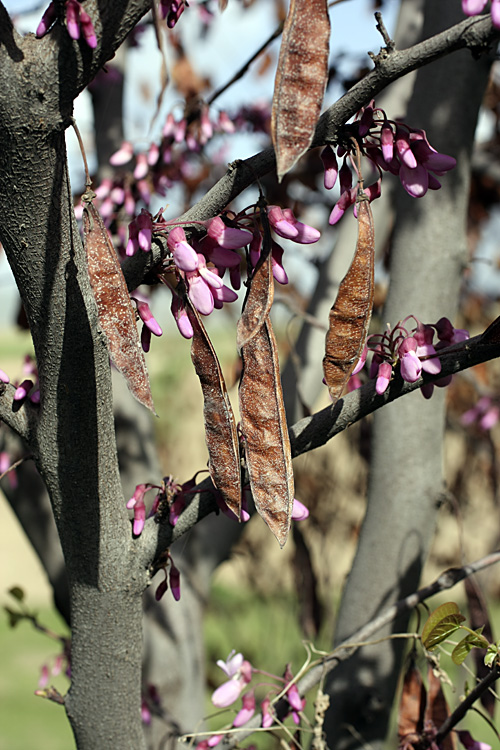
[324,3,494,749]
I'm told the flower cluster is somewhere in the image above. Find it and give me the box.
[322,101,456,224]
[203,651,306,746]
[36,1,97,49]
[124,205,320,340]
[462,0,500,28]
[352,316,469,399]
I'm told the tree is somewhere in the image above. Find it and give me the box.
[1,1,500,749]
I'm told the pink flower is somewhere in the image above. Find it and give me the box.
[321,145,338,189]
[36,2,57,37]
[233,691,256,727]
[126,483,153,536]
[463,0,500,27]
[291,499,309,521]
[14,379,34,403]
[261,698,274,728]
[0,368,9,384]
[110,141,134,166]
[211,651,253,708]
[206,216,252,249]
[167,227,199,271]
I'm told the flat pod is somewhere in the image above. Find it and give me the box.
[323,195,375,402]
[83,200,156,414]
[239,315,294,547]
[236,249,273,351]
[186,302,242,519]
[271,0,330,181]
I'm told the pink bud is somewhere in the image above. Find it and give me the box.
[169,562,181,601]
[320,145,338,190]
[79,7,97,48]
[65,0,81,40]
[110,141,134,166]
[36,2,57,38]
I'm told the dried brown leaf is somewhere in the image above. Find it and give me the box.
[83,200,156,414]
[323,193,375,401]
[271,0,330,181]
[425,667,456,750]
[186,302,242,519]
[239,314,294,547]
[397,661,426,745]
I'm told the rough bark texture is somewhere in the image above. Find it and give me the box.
[0,5,152,748]
[323,3,493,749]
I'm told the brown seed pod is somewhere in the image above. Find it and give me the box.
[323,193,375,402]
[186,301,242,519]
[83,198,156,414]
[271,0,330,181]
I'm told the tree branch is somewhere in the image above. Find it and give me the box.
[434,662,500,746]
[0,382,34,444]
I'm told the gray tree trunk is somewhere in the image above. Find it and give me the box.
[324,3,493,749]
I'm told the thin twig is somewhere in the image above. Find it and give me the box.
[0,453,33,481]
[434,663,500,745]
[207,22,284,106]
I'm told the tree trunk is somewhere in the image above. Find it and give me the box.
[324,3,493,749]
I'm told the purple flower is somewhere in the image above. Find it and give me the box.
[169,561,181,601]
[457,729,492,750]
[352,316,466,399]
[167,227,199,271]
[261,698,274,728]
[14,379,34,403]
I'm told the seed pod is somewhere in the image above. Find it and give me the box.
[271,0,330,181]
[186,301,242,519]
[323,192,375,401]
[83,198,156,414]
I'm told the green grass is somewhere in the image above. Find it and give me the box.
[0,605,74,750]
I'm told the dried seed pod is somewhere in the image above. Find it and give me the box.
[271,0,330,181]
[323,193,375,401]
[236,248,273,351]
[83,198,156,414]
[186,302,242,519]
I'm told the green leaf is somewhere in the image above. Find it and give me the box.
[8,586,25,602]
[421,602,466,651]
[452,628,489,665]
[484,643,499,668]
